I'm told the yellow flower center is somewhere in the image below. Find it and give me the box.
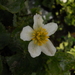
[32,27,49,46]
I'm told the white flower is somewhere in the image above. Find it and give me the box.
[20,13,58,58]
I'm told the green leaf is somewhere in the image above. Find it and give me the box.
[46,51,75,75]
[0,0,25,13]
[56,51,74,71]
[0,4,9,11]
[47,56,62,75]
[6,53,48,75]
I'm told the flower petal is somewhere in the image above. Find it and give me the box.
[41,39,56,56]
[33,13,44,29]
[44,22,58,36]
[20,26,33,41]
[28,41,41,58]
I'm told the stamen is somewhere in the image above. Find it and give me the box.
[32,27,49,46]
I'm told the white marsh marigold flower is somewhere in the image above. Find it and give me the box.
[20,13,58,58]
